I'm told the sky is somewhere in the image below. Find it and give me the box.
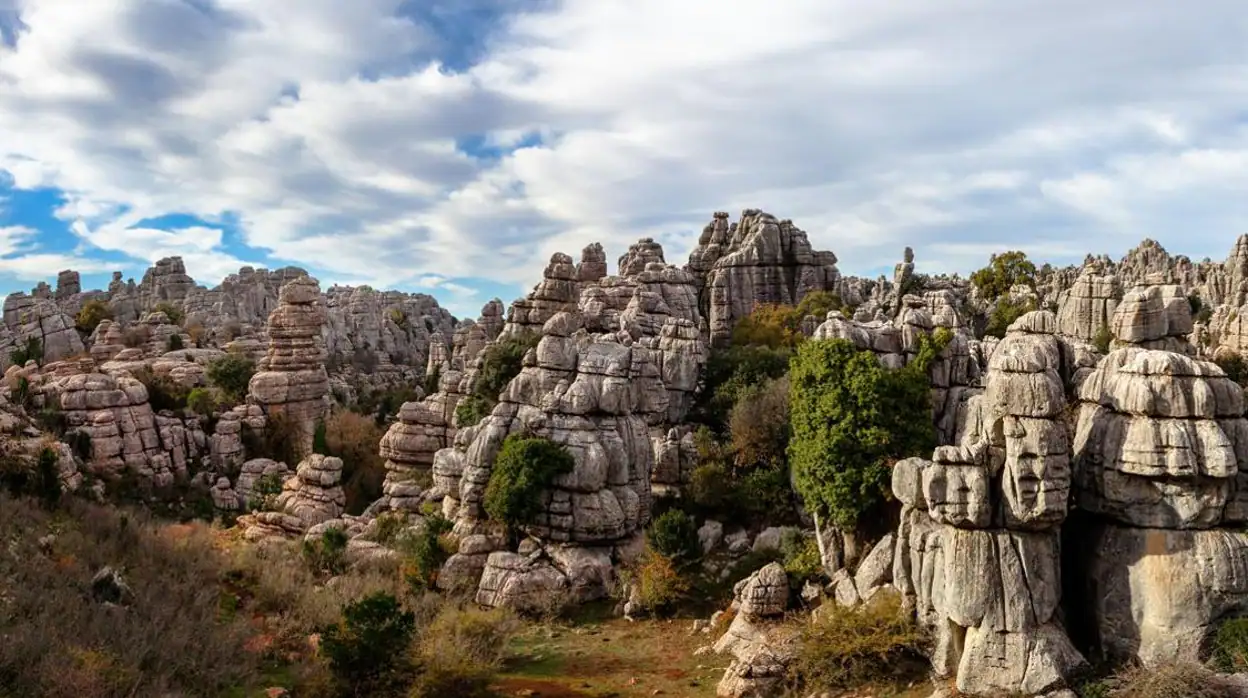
[1,0,1247,319]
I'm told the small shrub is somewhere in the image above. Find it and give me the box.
[247,472,284,511]
[408,605,519,698]
[626,550,691,615]
[423,365,441,396]
[74,299,112,334]
[302,526,349,576]
[1101,661,1238,698]
[186,322,207,348]
[35,405,67,436]
[166,333,184,351]
[689,460,733,514]
[1094,323,1113,354]
[454,395,492,428]
[729,375,790,469]
[645,509,702,565]
[736,464,795,522]
[121,324,150,348]
[205,354,255,403]
[1212,616,1248,672]
[781,529,823,585]
[131,367,189,412]
[483,435,575,538]
[788,591,926,690]
[34,447,61,509]
[9,335,43,367]
[66,429,92,463]
[397,513,455,593]
[984,296,1036,339]
[372,512,407,545]
[1217,353,1248,388]
[473,332,540,402]
[153,302,185,325]
[13,375,31,407]
[249,412,303,467]
[1198,306,1214,324]
[186,387,221,416]
[322,410,387,514]
[320,591,416,696]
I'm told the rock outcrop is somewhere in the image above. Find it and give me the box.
[686,210,842,345]
[713,563,797,698]
[891,311,1086,696]
[246,276,329,460]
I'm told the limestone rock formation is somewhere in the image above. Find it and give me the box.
[686,210,842,345]
[1056,267,1121,342]
[891,311,1086,696]
[246,276,329,460]
[1,293,85,367]
[241,454,345,539]
[713,563,797,698]
[503,253,580,337]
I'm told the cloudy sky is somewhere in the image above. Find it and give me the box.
[1,1,1246,318]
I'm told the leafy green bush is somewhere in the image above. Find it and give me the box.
[398,513,456,593]
[781,529,823,585]
[693,344,791,431]
[454,395,492,428]
[474,333,539,401]
[787,591,925,690]
[153,302,185,326]
[969,250,1037,301]
[74,299,112,334]
[320,591,416,696]
[729,375,789,469]
[302,527,349,576]
[483,435,575,536]
[1212,616,1248,672]
[205,354,255,403]
[131,368,189,412]
[186,387,221,416]
[247,473,284,511]
[1094,323,1113,354]
[9,336,43,367]
[65,429,92,463]
[984,296,1036,339]
[166,333,184,351]
[788,337,940,530]
[1217,353,1248,387]
[423,365,442,396]
[645,509,702,564]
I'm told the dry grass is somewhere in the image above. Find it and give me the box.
[408,605,521,698]
[0,494,261,697]
[787,590,927,691]
[1101,661,1241,698]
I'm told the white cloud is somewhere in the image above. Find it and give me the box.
[1,0,1247,299]
[0,224,116,281]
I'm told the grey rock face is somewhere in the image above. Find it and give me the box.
[686,210,841,346]
[1,293,85,367]
[892,311,1086,696]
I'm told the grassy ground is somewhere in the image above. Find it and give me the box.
[495,614,727,698]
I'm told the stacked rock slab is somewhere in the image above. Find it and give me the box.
[685,210,842,346]
[1071,287,1248,664]
[36,366,206,487]
[1056,266,1122,342]
[503,253,581,337]
[246,276,329,460]
[448,308,708,608]
[713,563,797,698]
[1108,284,1194,354]
[241,454,345,540]
[891,310,1086,696]
[1,293,85,367]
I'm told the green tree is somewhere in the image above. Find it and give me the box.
[74,299,113,334]
[320,591,416,695]
[788,336,942,530]
[970,251,1037,302]
[984,297,1036,339]
[484,435,575,540]
[645,509,702,565]
[205,354,255,403]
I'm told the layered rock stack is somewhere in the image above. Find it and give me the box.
[503,253,581,336]
[246,276,329,460]
[35,369,206,487]
[440,305,709,608]
[1,292,85,367]
[1056,266,1122,342]
[241,453,345,540]
[890,310,1086,696]
[1071,304,1248,664]
[686,210,842,346]
[713,563,797,698]
[1108,284,1194,354]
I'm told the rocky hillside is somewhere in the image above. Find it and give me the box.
[5,209,1248,698]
